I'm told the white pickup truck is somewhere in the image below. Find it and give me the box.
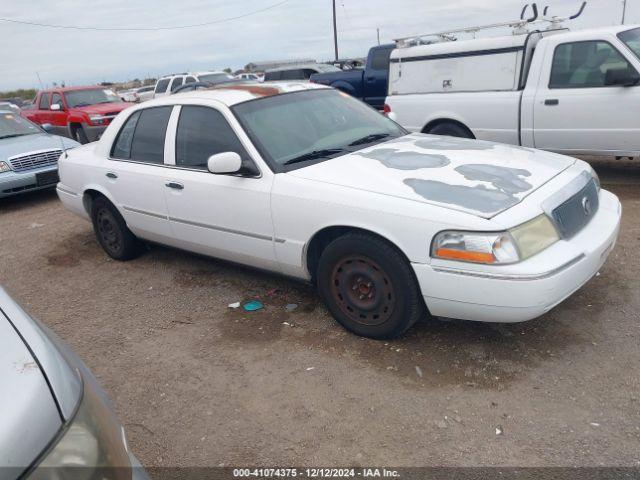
[385,18,640,158]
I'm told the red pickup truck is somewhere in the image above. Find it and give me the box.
[21,86,133,144]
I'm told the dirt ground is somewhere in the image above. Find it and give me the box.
[0,158,639,468]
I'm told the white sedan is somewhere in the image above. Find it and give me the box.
[56,82,621,339]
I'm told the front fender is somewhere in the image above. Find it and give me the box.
[330,80,357,96]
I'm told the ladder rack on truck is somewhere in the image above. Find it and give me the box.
[394,2,586,47]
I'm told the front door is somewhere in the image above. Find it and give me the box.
[104,106,173,243]
[161,104,278,271]
[49,92,68,137]
[533,38,640,155]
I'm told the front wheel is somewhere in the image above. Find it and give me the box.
[90,196,141,260]
[317,233,426,339]
[72,125,89,144]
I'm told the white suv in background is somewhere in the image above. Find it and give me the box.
[153,71,237,97]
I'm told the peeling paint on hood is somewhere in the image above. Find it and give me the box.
[287,133,576,218]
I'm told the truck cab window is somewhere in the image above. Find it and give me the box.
[550,41,634,88]
[170,77,184,91]
[51,93,63,109]
[370,48,391,71]
[38,93,50,110]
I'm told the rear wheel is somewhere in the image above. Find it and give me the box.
[90,196,141,260]
[317,233,426,339]
[427,122,473,138]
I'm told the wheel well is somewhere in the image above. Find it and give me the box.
[422,119,475,138]
[82,189,105,216]
[305,226,410,282]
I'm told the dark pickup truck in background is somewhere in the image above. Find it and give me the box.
[310,44,394,110]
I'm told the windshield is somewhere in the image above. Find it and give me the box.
[0,112,41,139]
[198,73,236,84]
[232,89,406,170]
[618,27,640,60]
[65,88,121,108]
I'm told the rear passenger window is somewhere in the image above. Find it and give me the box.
[39,93,50,109]
[170,77,184,91]
[185,76,196,84]
[111,111,141,159]
[175,106,250,171]
[280,69,304,80]
[111,107,172,163]
[264,71,281,81]
[155,78,170,93]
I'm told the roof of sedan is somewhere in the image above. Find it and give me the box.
[173,81,331,106]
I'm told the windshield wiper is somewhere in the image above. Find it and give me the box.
[348,133,392,147]
[0,133,30,140]
[283,148,345,166]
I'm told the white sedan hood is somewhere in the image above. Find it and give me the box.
[287,133,575,218]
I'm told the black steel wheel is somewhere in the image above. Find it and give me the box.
[317,233,426,339]
[90,196,141,261]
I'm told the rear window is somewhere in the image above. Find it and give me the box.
[111,106,172,163]
[155,78,170,94]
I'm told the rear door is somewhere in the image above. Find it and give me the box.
[533,36,640,155]
[105,106,174,242]
[161,104,278,270]
[363,46,393,109]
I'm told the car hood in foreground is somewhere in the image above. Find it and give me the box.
[0,307,62,471]
[0,133,79,161]
[287,133,576,218]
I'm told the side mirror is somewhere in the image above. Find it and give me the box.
[50,103,62,111]
[207,152,242,174]
[41,123,53,132]
[605,67,640,87]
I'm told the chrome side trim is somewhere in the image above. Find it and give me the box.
[432,254,586,281]
[168,215,285,243]
[122,205,167,220]
[56,186,77,196]
[122,205,285,243]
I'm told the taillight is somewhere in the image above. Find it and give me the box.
[383,103,391,115]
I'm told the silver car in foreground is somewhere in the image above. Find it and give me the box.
[0,286,148,479]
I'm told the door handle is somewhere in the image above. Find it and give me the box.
[544,99,559,106]
[165,181,184,190]
[365,76,376,82]
[106,172,118,179]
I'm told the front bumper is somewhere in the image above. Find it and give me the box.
[0,165,59,198]
[413,189,621,323]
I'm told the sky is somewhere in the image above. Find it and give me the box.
[2,0,638,91]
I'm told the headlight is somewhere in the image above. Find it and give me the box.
[432,214,559,265]
[588,165,600,191]
[89,115,105,125]
[30,374,132,480]
[0,160,11,173]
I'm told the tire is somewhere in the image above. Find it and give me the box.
[90,196,141,261]
[317,233,426,339]
[427,122,473,139]
[72,125,89,144]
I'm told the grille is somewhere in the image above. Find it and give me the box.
[8,150,62,173]
[551,179,599,239]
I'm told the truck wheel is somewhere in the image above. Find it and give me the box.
[317,233,426,339]
[72,125,89,144]
[90,196,141,261]
[427,122,473,139]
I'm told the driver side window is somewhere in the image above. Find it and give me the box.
[175,106,254,173]
[550,40,636,88]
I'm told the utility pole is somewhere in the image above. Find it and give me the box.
[622,0,627,24]
[377,28,380,46]
[332,0,339,61]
